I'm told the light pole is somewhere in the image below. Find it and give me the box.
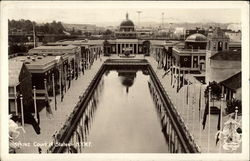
[137,11,142,28]
[33,86,38,122]
[162,12,164,28]
[52,73,57,111]
[33,22,36,48]
[20,94,24,128]
[208,86,211,153]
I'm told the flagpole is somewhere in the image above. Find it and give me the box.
[182,69,185,115]
[59,65,62,102]
[14,86,18,116]
[20,94,25,128]
[219,94,223,153]
[208,86,211,153]
[199,82,202,145]
[178,66,180,92]
[187,71,190,125]
[52,73,57,111]
[192,84,196,133]
[235,106,238,121]
[33,86,38,122]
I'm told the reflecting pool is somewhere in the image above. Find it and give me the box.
[67,69,169,153]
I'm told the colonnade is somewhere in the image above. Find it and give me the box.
[115,43,142,54]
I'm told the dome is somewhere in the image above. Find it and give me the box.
[120,20,134,27]
[119,13,135,32]
[186,33,207,42]
[120,13,134,27]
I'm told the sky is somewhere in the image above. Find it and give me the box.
[3,1,243,26]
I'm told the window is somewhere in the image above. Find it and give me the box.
[225,42,228,50]
[218,41,223,51]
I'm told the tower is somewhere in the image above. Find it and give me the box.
[205,27,230,83]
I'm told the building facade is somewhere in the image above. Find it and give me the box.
[104,13,149,55]
[9,61,33,115]
[172,33,207,71]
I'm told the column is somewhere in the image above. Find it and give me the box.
[191,55,193,69]
[120,44,122,54]
[116,43,118,54]
[14,86,18,115]
[136,44,138,54]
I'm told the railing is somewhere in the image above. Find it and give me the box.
[48,63,106,153]
[147,64,200,153]
[173,48,206,53]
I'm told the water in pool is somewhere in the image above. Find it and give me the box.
[71,69,169,153]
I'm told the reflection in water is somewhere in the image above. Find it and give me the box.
[65,69,170,153]
[118,69,137,93]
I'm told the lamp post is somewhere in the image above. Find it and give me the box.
[52,73,57,111]
[208,86,211,153]
[33,86,38,122]
[20,94,24,128]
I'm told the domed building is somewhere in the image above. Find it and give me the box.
[185,33,207,50]
[115,13,137,39]
[104,13,148,55]
[172,33,207,71]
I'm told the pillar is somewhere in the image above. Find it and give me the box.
[191,55,193,69]
[136,44,138,54]
[116,43,118,54]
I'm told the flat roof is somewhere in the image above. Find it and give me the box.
[9,56,62,73]
[220,72,241,90]
[9,61,23,86]
[48,40,104,46]
[30,45,77,50]
[210,50,241,61]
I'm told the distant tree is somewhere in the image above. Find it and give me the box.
[103,29,113,36]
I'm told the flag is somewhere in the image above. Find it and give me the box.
[176,74,179,92]
[171,67,173,85]
[75,131,81,152]
[173,75,176,88]
[217,109,221,131]
[202,98,209,130]
[177,75,184,93]
[215,131,220,146]
[215,102,222,145]
[79,125,84,142]
[198,85,202,120]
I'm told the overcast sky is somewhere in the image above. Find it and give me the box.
[3,1,242,26]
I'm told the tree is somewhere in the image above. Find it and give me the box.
[204,81,222,100]
[226,99,242,115]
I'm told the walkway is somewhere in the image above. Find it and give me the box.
[17,56,107,153]
[145,56,242,153]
